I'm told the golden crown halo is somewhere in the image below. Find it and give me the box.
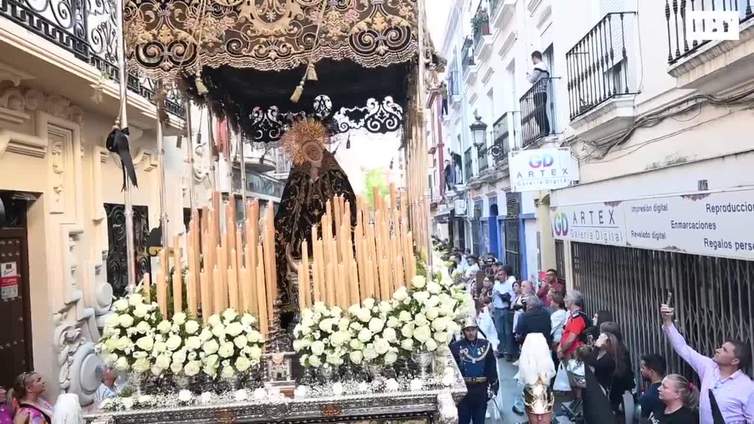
[281,118,329,165]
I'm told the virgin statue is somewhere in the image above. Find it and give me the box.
[274,118,356,319]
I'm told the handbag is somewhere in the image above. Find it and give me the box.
[553,362,572,392]
[565,359,587,389]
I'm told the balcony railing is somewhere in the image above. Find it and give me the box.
[0,0,184,116]
[464,148,473,181]
[666,0,754,64]
[566,12,639,120]
[462,36,475,70]
[519,77,555,147]
[492,112,512,161]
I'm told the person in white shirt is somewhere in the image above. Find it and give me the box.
[95,366,119,407]
[464,256,480,280]
[491,265,517,359]
[548,290,568,369]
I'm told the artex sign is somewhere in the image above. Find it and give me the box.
[509,148,579,192]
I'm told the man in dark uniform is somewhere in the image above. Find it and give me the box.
[450,318,499,424]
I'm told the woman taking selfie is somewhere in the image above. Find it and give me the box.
[578,328,627,423]
[648,374,699,423]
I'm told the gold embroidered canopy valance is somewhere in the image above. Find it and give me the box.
[125,0,420,78]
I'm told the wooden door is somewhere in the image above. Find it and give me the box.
[0,227,32,388]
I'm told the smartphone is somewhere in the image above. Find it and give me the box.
[665,291,673,307]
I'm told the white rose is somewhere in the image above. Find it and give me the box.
[292,339,308,352]
[326,353,343,366]
[308,355,322,367]
[132,358,150,373]
[153,341,166,355]
[349,339,364,351]
[393,286,409,301]
[401,323,415,338]
[157,320,172,334]
[363,346,378,361]
[235,356,252,372]
[400,338,414,351]
[203,339,219,355]
[135,335,154,352]
[171,360,184,374]
[413,325,431,343]
[310,340,326,356]
[221,366,235,379]
[413,291,430,304]
[247,330,262,344]
[113,299,129,312]
[338,317,350,331]
[383,327,398,343]
[207,314,222,327]
[318,318,335,333]
[349,350,363,364]
[184,361,201,376]
[414,313,429,326]
[247,346,262,360]
[211,325,226,340]
[368,318,385,333]
[355,308,371,323]
[411,275,426,289]
[433,331,449,344]
[199,328,213,341]
[222,309,238,323]
[427,282,442,294]
[425,339,438,351]
[425,295,441,308]
[128,294,144,307]
[119,314,134,328]
[374,338,390,355]
[357,328,373,343]
[313,302,328,314]
[378,301,392,314]
[135,321,151,335]
[166,334,182,351]
[330,331,349,347]
[241,314,255,327]
[186,336,202,351]
[115,356,129,372]
[205,354,219,370]
[116,336,132,351]
[184,320,200,335]
[225,322,243,337]
[172,350,187,364]
[218,342,235,358]
[384,351,398,365]
[233,335,248,349]
[398,311,412,322]
[155,354,171,370]
[132,304,148,318]
[426,307,440,321]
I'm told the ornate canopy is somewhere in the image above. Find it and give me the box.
[123,0,439,141]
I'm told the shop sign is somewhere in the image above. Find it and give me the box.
[551,188,754,261]
[509,148,579,192]
[1,262,19,300]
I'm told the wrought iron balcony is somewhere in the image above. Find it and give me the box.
[492,112,512,162]
[462,36,475,70]
[566,12,639,121]
[0,0,184,116]
[519,77,555,148]
[472,5,490,51]
[666,0,754,64]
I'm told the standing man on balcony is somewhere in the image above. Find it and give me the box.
[527,51,550,137]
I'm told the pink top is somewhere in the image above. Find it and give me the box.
[0,405,13,424]
[18,399,53,424]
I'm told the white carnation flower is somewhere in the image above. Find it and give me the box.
[184,360,201,377]
[166,334,182,351]
[413,291,430,304]
[355,308,371,323]
[330,331,349,347]
[247,330,262,344]
[357,328,373,343]
[247,346,262,360]
[326,353,343,366]
[211,325,226,339]
[132,358,150,373]
[116,336,132,351]
[393,286,409,301]
[115,357,129,372]
[398,311,412,322]
[401,323,415,338]
[308,355,322,367]
[363,298,376,309]
[132,304,148,318]
[400,338,414,351]
[186,336,202,351]
[414,313,429,326]
[207,314,221,327]
[135,321,151,335]
[220,366,235,379]
[225,322,244,337]
[427,282,442,294]
[363,346,378,361]
[233,335,248,349]
[241,314,256,327]
[318,318,335,333]
[235,356,251,372]
[184,320,200,335]
[203,339,219,355]
[374,338,390,355]
[349,339,365,351]
[425,339,438,351]
[378,301,392,314]
[384,351,398,365]
[128,294,144,307]
[433,331,449,344]
[222,309,238,323]
[426,307,440,321]
[383,327,398,343]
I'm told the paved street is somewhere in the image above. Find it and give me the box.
[488,358,524,423]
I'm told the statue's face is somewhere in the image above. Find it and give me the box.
[302,140,323,165]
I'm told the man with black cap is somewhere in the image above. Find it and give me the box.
[450,317,499,424]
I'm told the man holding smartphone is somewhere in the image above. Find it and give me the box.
[661,303,754,423]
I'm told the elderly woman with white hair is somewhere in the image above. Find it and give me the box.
[517,333,556,423]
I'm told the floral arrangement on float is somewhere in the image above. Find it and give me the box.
[97,293,265,392]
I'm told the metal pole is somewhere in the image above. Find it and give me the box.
[116,0,136,292]
[237,126,248,219]
[416,0,433,273]
[156,88,168,248]
[207,107,217,193]
[184,100,195,211]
